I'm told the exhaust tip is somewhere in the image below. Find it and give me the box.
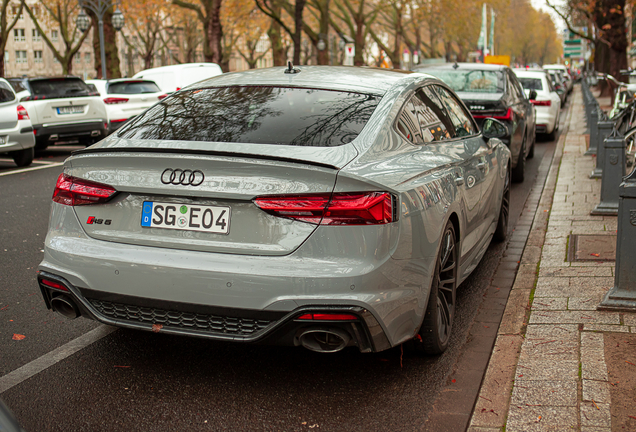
[49,134,58,141]
[91,130,101,137]
[51,295,80,320]
[298,328,351,353]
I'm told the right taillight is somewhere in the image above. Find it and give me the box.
[17,104,29,120]
[531,100,551,106]
[254,192,394,225]
[52,173,117,206]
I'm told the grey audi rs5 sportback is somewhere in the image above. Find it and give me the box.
[37,65,511,355]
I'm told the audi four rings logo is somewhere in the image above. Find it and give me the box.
[161,169,205,186]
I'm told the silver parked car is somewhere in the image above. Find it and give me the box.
[37,66,511,355]
[0,78,35,167]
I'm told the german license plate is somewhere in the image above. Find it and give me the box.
[141,201,230,234]
[57,105,84,115]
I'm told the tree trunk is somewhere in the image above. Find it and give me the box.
[316,0,330,65]
[354,15,364,66]
[293,0,306,65]
[203,0,224,70]
[89,9,122,79]
[267,0,286,66]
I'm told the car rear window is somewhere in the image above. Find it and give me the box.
[117,86,380,147]
[29,78,91,98]
[7,79,26,93]
[423,69,505,94]
[518,78,543,91]
[0,81,15,103]
[108,81,161,94]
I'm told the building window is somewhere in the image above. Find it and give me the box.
[53,57,59,63]
[15,51,27,64]
[51,30,58,42]
[84,52,91,63]
[74,54,81,63]
[11,5,23,19]
[4,52,8,63]
[32,28,41,42]
[34,50,43,63]
[32,6,39,16]
[13,29,25,42]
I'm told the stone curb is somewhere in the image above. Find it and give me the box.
[467,91,575,431]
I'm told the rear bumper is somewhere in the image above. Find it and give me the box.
[38,203,426,352]
[33,120,107,142]
[0,120,35,153]
[37,271,389,353]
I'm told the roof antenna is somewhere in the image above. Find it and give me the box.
[285,60,301,74]
[452,62,459,70]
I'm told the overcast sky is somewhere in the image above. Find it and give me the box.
[530,0,566,31]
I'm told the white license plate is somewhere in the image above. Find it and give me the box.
[141,201,230,234]
[57,106,84,115]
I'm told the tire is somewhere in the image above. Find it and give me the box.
[527,132,535,159]
[493,164,511,243]
[34,137,48,153]
[10,147,34,167]
[511,138,526,183]
[415,220,458,355]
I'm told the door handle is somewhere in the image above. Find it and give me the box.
[455,177,465,186]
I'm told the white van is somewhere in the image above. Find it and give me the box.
[132,63,223,93]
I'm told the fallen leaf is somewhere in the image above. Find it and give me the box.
[626,361,636,366]
[590,253,600,257]
[451,379,456,383]
[628,415,636,420]
[12,334,25,340]
[152,324,163,333]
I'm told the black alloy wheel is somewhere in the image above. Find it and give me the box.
[9,147,34,167]
[527,129,536,159]
[416,220,458,355]
[493,164,511,242]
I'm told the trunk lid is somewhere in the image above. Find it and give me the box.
[67,144,357,256]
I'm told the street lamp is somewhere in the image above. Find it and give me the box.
[77,0,125,79]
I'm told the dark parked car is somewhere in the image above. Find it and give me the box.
[413,63,536,182]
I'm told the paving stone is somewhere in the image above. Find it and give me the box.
[469,335,523,429]
[532,298,567,311]
[580,427,611,432]
[569,296,604,310]
[623,314,636,326]
[581,347,608,381]
[583,324,629,333]
[499,289,532,335]
[514,359,579,381]
[510,380,577,406]
[539,267,613,277]
[506,405,578,432]
[581,331,604,348]
[582,379,610,403]
[529,310,620,325]
[581,402,611,428]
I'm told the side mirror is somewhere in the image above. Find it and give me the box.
[482,118,508,140]
[529,90,537,100]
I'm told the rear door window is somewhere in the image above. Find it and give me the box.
[427,85,476,137]
[518,78,543,91]
[118,86,381,147]
[0,81,15,103]
[396,89,453,144]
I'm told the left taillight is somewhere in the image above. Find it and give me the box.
[52,173,117,206]
[17,104,29,120]
[254,192,394,225]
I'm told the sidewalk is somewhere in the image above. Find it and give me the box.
[468,86,634,431]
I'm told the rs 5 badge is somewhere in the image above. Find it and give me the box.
[87,217,112,225]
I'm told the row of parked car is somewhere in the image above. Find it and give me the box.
[0,63,223,167]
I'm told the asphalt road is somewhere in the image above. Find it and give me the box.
[0,121,561,431]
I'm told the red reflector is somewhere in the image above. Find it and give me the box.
[110,118,127,123]
[531,100,551,106]
[103,97,129,105]
[52,173,117,206]
[297,313,358,321]
[16,104,29,120]
[41,279,68,291]
[254,192,393,225]
[175,87,181,91]
[158,94,168,100]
